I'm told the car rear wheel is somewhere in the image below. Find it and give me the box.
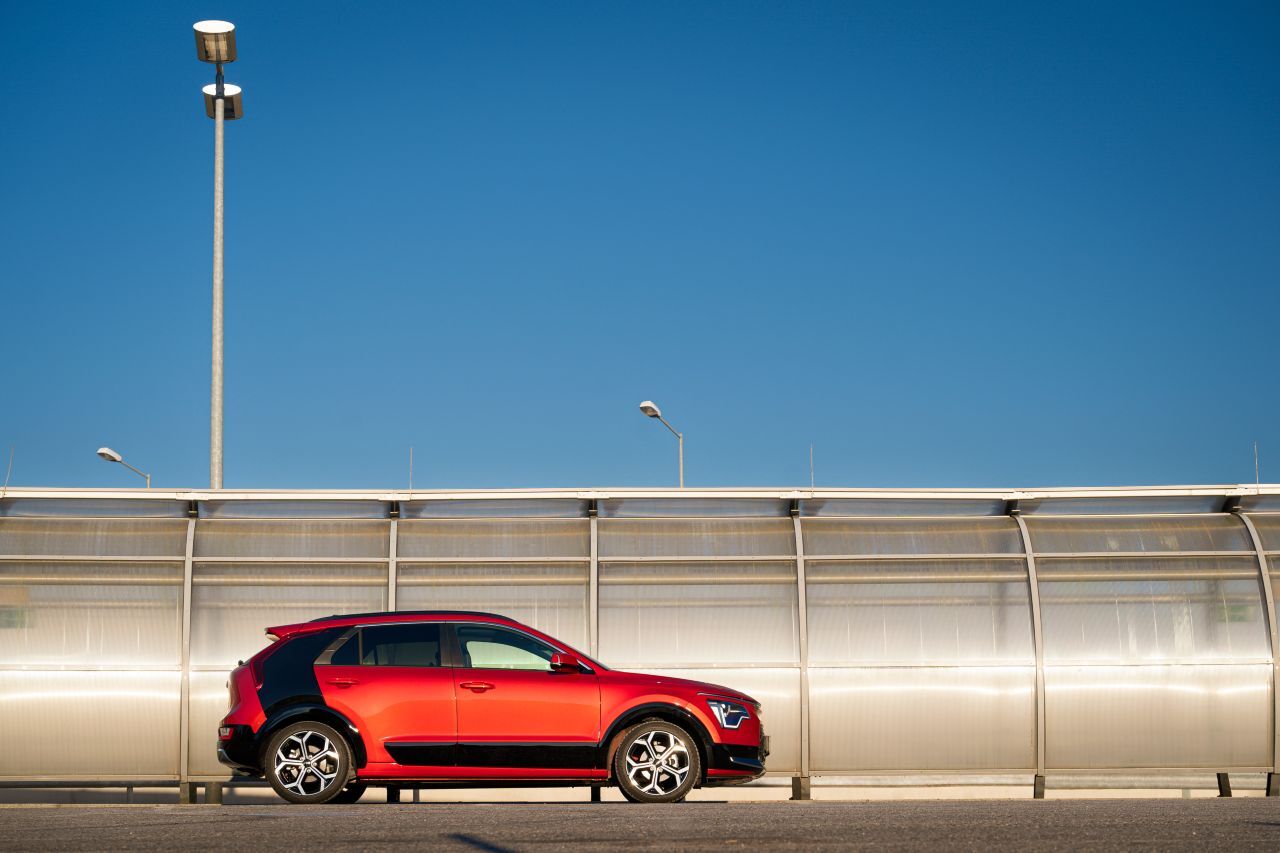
[614,720,700,803]
[264,721,353,804]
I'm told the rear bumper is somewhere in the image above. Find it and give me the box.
[217,724,261,775]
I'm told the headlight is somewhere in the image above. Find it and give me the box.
[706,698,750,730]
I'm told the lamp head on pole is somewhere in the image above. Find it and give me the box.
[202,83,244,119]
[96,447,123,464]
[638,401,662,419]
[194,21,237,63]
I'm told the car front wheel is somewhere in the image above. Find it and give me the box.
[614,720,700,803]
[264,721,353,804]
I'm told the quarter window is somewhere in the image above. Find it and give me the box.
[357,623,443,667]
[457,625,557,671]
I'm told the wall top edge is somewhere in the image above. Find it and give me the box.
[0,485,1277,501]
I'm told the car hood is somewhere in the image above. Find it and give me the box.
[613,670,759,706]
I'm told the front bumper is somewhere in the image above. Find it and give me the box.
[216,724,261,775]
[705,733,769,784]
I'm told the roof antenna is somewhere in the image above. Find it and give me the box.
[1,446,12,500]
[809,443,815,489]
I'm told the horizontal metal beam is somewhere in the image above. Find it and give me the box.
[3,484,1278,502]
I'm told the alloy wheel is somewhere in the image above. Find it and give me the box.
[624,729,691,797]
[273,730,341,797]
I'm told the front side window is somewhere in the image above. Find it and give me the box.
[457,624,557,671]
[356,623,443,667]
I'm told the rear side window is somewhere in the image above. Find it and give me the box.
[359,623,443,667]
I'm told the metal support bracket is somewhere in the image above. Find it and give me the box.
[1237,513,1278,780]
[1013,515,1047,797]
[792,508,811,792]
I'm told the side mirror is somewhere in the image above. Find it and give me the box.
[550,652,581,673]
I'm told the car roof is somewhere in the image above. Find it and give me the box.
[267,610,516,639]
[309,610,509,624]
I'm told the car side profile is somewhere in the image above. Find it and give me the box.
[218,611,768,804]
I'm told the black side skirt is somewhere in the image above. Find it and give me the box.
[386,742,597,769]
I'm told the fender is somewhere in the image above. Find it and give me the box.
[259,702,369,768]
[597,702,716,778]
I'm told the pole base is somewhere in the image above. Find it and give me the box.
[1033,775,1046,799]
[1216,773,1232,797]
[790,777,811,800]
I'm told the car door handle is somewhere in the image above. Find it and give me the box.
[326,678,360,688]
[460,681,495,692]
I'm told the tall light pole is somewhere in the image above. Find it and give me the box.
[638,401,684,488]
[97,447,151,489]
[193,21,243,490]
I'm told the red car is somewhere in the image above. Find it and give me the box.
[218,611,768,803]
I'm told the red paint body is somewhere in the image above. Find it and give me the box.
[219,611,767,787]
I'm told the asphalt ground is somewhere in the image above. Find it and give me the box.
[2,799,1279,851]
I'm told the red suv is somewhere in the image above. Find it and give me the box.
[218,611,768,803]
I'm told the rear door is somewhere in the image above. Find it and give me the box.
[450,623,600,773]
[316,622,457,766]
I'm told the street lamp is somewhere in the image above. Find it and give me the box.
[97,447,151,489]
[638,400,684,488]
[193,20,243,490]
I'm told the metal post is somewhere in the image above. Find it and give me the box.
[210,88,225,490]
[589,509,599,657]
[791,511,811,799]
[206,781,224,805]
[1013,514,1047,799]
[1237,513,1278,795]
[1217,773,1232,797]
[178,517,196,800]
[388,518,398,611]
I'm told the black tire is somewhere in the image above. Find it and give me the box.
[613,720,700,803]
[330,782,367,804]
[263,721,353,804]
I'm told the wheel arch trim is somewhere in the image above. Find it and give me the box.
[599,702,715,779]
[259,702,368,768]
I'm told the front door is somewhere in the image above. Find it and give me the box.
[451,623,600,774]
[316,622,456,767]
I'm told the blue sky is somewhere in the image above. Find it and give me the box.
[2,1,1277,490]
